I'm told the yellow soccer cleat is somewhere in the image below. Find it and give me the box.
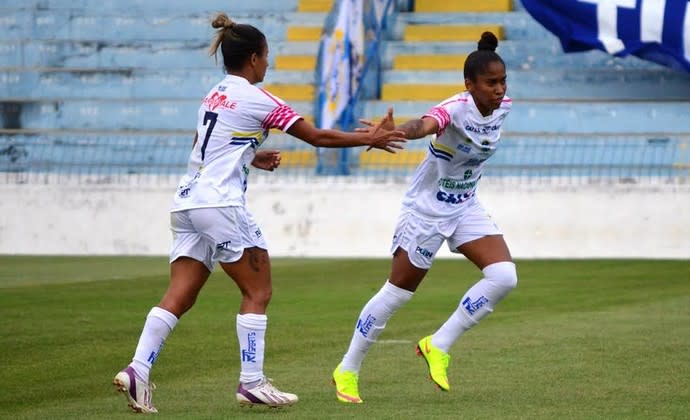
[416,335,451,391]
[332,363,363,403]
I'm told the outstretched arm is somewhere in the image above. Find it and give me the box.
[359,108,439,140]
[286,113,406,153]
[397,117,439,140]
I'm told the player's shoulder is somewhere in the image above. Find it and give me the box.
[499,95,513,111]
[252,85,286,107]
[438,91,471,109]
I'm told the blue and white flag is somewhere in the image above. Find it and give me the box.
[521,0,690,73]
[317,0,364,129]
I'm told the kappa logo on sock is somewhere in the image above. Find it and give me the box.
[242,332,257,362]
[462,296,489,316]
[357,314,376,338]
[147,342,165,364]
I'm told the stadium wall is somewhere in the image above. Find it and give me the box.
[1,183,688,259]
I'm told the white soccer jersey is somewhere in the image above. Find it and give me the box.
[400,90,512,219]
[171,75,302,211]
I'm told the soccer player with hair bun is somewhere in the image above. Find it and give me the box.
[112,13,405,413]
[332,31,517,403]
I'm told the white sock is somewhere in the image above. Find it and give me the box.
[341,280,413,372]
[130,307,178,383]
[236,313,267,385]
[432,262,517,352]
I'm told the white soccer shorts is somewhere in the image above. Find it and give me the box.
[390,199,502,269]
[169,206,268,271]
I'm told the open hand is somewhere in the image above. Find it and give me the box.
[251,150,281,171]
[363,107,406,153]
[358,107,396,133]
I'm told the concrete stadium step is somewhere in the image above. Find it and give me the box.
[3,0,306,13]
[275,55,317,70]
[413,0,511,13]
[0,131,320,171]
[1,39,663,71]
[0,69,316,100]
[7,98,690,134]
[5,131,686,176]
[8,98,690,135]
[0,40,321,69]
[263,83,314,101]
[392,54,468,70]
[380,69,690,101]
[286,25,323,42]
[381,84,458,101]
[297,0,334,12]
[362,100,690,134]
[0,10,327,42]
[0,99,314,131]
[384,40,665,70]
[390,11,552,40]
[353,133,690,175]
[402,24,505,42]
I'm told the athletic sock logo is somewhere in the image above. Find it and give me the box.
[462,296,489,315]
[357,314,376,338]
[242,332,257,362]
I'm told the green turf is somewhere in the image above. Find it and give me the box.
[1,256,689,419]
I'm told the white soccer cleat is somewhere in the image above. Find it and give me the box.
[236,377,299,407]
[113,366,158,414]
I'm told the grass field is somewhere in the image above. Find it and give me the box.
[1,256,689,419]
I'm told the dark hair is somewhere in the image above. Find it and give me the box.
[209,13,266,72]
[463,31,505,81]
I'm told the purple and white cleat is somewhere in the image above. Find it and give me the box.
[236,377,298,407]
[113,366,158,413]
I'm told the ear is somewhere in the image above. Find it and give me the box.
[250,52,258,67]
[464,78,473,93]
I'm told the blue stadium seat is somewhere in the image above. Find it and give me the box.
[0,69,321,100]
[381,68,690,100]
[8,99,313,131]
[363,100,690,134]
[4,0,300,13]
[0,40,318,69]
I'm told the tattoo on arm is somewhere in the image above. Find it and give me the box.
[398,119,430,139]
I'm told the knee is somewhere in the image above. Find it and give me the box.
[483,261,518,292]
[159,295,195,318]
[244,286,272,308]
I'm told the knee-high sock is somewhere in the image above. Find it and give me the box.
[131,307,178,382]
[340,280,414,372]
[432,262,518,352]
[236,313,267,385]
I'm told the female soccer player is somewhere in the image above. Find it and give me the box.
[332,31,517,403]
[112,13,406,413]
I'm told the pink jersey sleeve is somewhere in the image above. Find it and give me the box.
[256,88,303,131]
[423,106,451,134]
[262,104,302,131]
[423,95,468,136]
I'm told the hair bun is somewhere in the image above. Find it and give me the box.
[211,13,234,30]
[477,31,498,52]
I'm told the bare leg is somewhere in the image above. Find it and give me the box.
[159,256,212,317]
[219,247,272,314]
